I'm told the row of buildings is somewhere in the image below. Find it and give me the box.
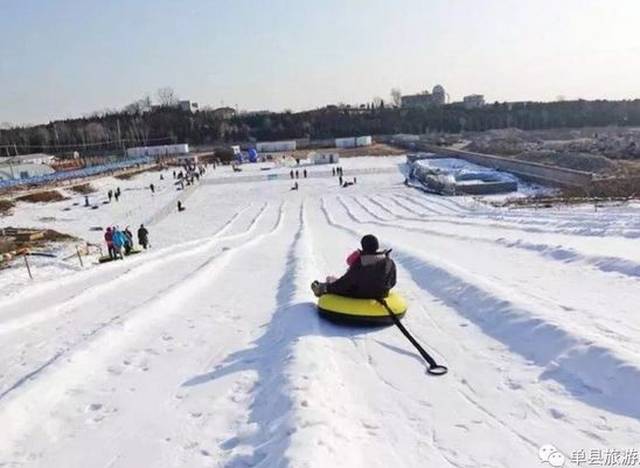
[401,85,486,110]
[0,153,56,180]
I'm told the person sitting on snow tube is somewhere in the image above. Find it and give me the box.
[311,234,396,299]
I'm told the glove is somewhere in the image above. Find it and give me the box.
[311,281,327,297]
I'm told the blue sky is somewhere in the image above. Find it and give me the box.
[1,0,640,125]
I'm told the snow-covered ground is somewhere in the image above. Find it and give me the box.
[1,156,640,467]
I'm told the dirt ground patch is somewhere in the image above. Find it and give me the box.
[335,143,405,157]
[69,183,96,194]
[115,164,162,180]
[283,143,404,160]
[0,199,15,216]
[512,151,618,174]
[0,227,77,256]
[15,190,69,203]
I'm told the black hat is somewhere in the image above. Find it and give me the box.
[361,234,379,254]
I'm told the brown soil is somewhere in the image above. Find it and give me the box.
[115,165,161,180]
[0,199,15,216]
[0,227,77,256]
[69,183,96,194]
[335,143,405,157]
[286,143,404,159]
[512,151,618,174]
[15,190,69,203]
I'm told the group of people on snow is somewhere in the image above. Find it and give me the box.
[289,169,308,179]
[104,224,149,260]
[107,187,122,202]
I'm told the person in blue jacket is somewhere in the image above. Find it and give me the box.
[111,227,126,260]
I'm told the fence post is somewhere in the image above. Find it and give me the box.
[24,255,33,280]
[76,245,84,267]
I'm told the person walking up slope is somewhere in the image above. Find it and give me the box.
[138,224,149,249]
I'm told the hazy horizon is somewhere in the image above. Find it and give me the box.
[2,0,640,126]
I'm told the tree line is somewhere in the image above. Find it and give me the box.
[3,98,640,157]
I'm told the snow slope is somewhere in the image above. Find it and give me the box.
[1,159,640,467]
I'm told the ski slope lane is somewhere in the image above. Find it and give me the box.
[2,166,640,467]
[316,194,640,466]
[0,201,288,467]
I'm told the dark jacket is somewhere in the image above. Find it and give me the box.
[327,252,397,299]
[138,227,149,242]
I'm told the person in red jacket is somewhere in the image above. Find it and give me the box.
[104,227,116,259]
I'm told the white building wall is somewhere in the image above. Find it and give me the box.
[0,163,55,180]
[310,152,340,165]
[355,136,372,146]
[335,137,356,148]
[126,144,189,158]
[256,141,297,152]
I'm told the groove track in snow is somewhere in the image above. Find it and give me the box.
[2,167,640,468]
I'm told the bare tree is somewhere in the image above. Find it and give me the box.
[156,87,178,107]
[124,95,153,115]
[85,122,108,143]
[391,88,402,107]
[372,96,384,109]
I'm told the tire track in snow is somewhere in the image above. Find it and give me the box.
[313,197,542,466]
[0,202,288,453]
[0,202,267,336]
[179,203,329,467]
[399,192,640,238]
[348,195,640,281]
[319,196,640,463]
[0,202,281,403]
[378,194,640,279]
[401,190,640,226]
[322,196,640,421]
[0,201,255,315]
[339,194,640,352]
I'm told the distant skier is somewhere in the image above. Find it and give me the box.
[339,175,343,186]
[149,183,155,193]
[295,170,299,179]
[138,224,149,249]
[312,235,396,299]
[108,190,113,202]
[332,167,336,176]
[291,182,299,191]
[177,200,185,212]
[290,170,294,179]
[84,195,89,207]
[303,169,307,178]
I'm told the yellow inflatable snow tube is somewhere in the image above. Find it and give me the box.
[317,291,407,326]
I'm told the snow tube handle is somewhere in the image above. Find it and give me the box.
[377,299,448,377]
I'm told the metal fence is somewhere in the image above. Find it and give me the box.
[0,157,152,190]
